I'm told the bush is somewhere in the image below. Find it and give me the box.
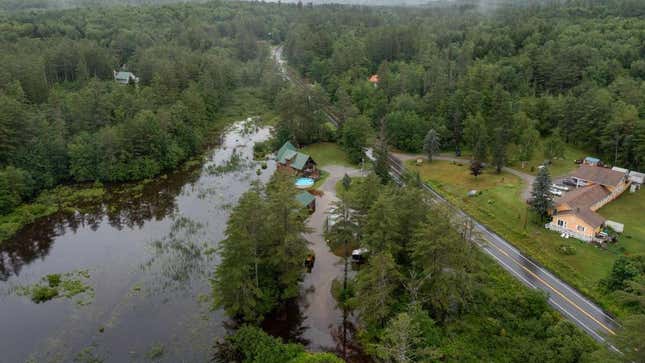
[31,286,59,303]
[558,245,576,255]
[253,140,273,160]
[46,274,61,288]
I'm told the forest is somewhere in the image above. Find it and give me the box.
[0,1,290,219]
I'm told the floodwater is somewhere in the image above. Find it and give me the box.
[0,119,279,362]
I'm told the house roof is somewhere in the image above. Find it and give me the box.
[276,141,313,171]
[291,153,312,171]
[558,209,605,228]
[115,71,135,80]
[555,184,610,210]
[569,165,625,187]
[296,192,315,207]
[276,141,297,164]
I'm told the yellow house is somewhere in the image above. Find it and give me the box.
[547,165,629,242]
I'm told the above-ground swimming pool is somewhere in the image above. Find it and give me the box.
[295,177,315,189]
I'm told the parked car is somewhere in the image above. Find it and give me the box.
[574,159,583,164]
[351,248,369,263]
[549,188,563,196]
[551,184,569,191]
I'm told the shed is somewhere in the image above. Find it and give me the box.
[296,192,316,213]
[612,166,628,174]
[628,171,644,185]
[583,157,601,166]
[113,71,139,85]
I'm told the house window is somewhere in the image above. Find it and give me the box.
[557,219,566,227]
[577,225,585,232]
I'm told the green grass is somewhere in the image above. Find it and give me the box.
[507,137,588,177]
[407,159,645,317]
[301,142,354,167]
[597,190,645,251]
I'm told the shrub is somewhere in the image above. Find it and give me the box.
[31,286,59,303]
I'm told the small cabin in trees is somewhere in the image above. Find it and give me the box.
[113,71,139,85]
[276,141,319,179]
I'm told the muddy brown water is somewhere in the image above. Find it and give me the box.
[0,120,290,362]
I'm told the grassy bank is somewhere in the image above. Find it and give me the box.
[0,185,106,243]
[407,159,644,317]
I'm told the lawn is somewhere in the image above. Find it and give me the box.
[506,137,588,177]
[301,142,354,167]
[407,159,644,317]
[597,190,645,253]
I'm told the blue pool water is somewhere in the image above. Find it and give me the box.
[295,177,315,189]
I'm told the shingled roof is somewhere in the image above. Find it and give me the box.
[555,184,610,210]
[554,184,610,229]
[570,165,625,187]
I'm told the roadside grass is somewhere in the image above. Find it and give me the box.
[301,143,354,168]
[407,159,643,317]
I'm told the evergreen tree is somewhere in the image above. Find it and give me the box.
[531,166,553,221]
[354,252,400,329]
[423,129,441,162]
[491,127,507,174]
[544,129,565,161]
[213,185,270,322]
[374,139,391,185]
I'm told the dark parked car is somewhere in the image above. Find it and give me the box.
[562,178,578,186]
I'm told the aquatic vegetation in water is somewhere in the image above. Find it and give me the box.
[207,150,247,176]
[73,346,103,363]
[17,270,94,305]
[146,343,165,360]
[141,216,215,293]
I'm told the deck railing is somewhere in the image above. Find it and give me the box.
[545,223,594,242]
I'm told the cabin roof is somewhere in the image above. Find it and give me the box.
[296,192,315,207]
[276,141,313,171]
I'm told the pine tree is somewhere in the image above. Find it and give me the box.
[374,139,390,185]
[354,252,400,329]
[531,166,553,221]
[423,128,441,162]
[491,127,507,174]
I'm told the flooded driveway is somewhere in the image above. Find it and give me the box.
[0,119,276,362]
[299,166,362,352]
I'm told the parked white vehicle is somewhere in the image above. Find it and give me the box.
[552,184,569,191]
[549,188,563,196]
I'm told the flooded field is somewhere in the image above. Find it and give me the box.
[0,119,276,362]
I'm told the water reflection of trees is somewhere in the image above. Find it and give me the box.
[0,166,201,282]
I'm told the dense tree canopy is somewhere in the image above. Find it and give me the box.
[0,1,291,215]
